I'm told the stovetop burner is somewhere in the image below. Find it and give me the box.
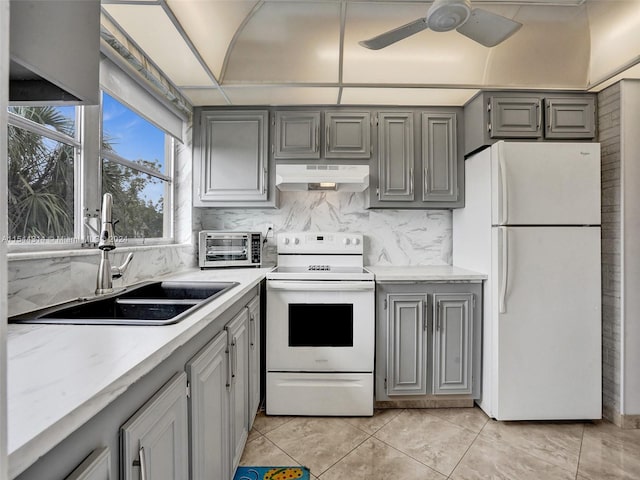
[308,265,330,271]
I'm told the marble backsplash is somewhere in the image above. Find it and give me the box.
[198,191,452,267]
[7,244,195,317]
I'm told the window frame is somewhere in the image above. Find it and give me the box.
[6,93,177,253]
[99,91,175,245]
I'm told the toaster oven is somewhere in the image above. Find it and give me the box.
[199,231,262,268]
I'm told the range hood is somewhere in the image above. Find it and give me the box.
[275,164,370,192]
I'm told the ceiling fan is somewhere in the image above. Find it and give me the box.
[359,0,523,50]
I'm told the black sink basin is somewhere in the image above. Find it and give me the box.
[9,281,239,326]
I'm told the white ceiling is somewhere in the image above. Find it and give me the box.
[101,0,640,106]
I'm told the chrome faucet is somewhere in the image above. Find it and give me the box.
[96,193,134,294]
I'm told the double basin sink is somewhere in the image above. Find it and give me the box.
[9,281,239,326]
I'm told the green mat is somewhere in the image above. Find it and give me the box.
[234,466,311,480]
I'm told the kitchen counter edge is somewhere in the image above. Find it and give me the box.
[366,265,487,282]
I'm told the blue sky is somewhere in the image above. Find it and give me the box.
[102,93,166,203]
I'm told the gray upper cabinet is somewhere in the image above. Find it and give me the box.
[324,111,371,159]
[226,308,250,473]
[422,112,458,203]
[274,111,320,159]
[385,294,428,396]
[464,91,597,155]
[545,97,596,139]
[65,448,111,480]
[186,330,230,480]
[194,109,276,207]
[432,293,474,395]
[489,96,542,139]
[376,112,415,202]
[369,109,464,209]
[9,0,100,104]
[120,373,189,480]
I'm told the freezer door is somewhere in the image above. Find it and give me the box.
[492,226,601,420]
[491,142,601,225]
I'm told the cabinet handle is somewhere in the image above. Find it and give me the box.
[423,299,428,331]
[226,345,232,388]
[263,168,268,194]
[139,446,147,480]
[547,104,552,131]
[231,337,237,380]
[536,103,542,131]
[315,125,319,153]
[325,125,330,152]
[424,167,429,193]
[248,309,256,348]
[409,167,414,195]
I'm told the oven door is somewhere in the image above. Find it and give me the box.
[266,280,374,372]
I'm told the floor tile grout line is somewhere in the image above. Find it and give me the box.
[372,431,451,478]
[447,415,488,478]
[423,407,491,436]
[314,431,373,478]
[258,434,310,473]
[574,423,586,480]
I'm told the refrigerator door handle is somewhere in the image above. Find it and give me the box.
[498,154,508,224]
[499,227,509,314]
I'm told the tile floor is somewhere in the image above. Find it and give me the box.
[240,408,640,479]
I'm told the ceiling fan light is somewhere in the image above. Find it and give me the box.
[427,0,472,32]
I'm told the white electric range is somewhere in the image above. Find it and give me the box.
[266,232,374,416]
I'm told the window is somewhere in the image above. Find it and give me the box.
[7,106,79,243]
[100,93,173,241]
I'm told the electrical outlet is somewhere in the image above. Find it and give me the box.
[266,223,274,231]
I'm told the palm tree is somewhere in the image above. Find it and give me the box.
[7,106,165,240]
[7,107,74,238]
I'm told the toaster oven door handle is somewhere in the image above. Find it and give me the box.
[267,281,374,292]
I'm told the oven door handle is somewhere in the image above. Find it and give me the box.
[267,281,374,291]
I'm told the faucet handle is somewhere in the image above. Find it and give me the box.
[111,253,134,279]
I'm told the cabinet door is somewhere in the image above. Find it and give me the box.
[422,112,458,202]
[432,294,473,395]
[226,309,250,472]
[377,112,414,201]
[121,373,189,480]
[489,96,542,139]
[197,110,269,202]
[545,97,596,139]
[65,447,111,480]
[386,293,428,396]
[186,330,230,480]
[246,296,261,429]
[274,111,320,159]
[325,111,371,158]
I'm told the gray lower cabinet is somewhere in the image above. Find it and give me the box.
[432,293,474,395]
[274,111,320,159]
[376,283,481,401]
[65,448,111,480]
[120,372,189,480]
[386,294,428,396]
[194,109,276,207]
[324,111,371,159]
[247,296,261,429]
[226,308,250,472]
[186,330,230,480]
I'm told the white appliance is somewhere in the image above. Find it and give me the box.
[453,141,602,421]
[266,232,375,416]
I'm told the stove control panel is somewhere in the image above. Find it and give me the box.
[277,232,364,254]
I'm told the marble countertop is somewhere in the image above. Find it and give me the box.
[7,267,271,479]
[366,265,487,282]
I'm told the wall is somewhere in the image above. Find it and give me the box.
[197,191,452,267]
[620,80,640,420]
[1,2,9,479]
[599,82,622,422]
[598,79,640,427]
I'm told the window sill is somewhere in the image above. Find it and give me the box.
[7,242,192,262]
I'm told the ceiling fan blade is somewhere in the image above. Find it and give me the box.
[359,18,429,50]
[456,8,522,47]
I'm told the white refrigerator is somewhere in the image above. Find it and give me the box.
[453,141,602,421]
